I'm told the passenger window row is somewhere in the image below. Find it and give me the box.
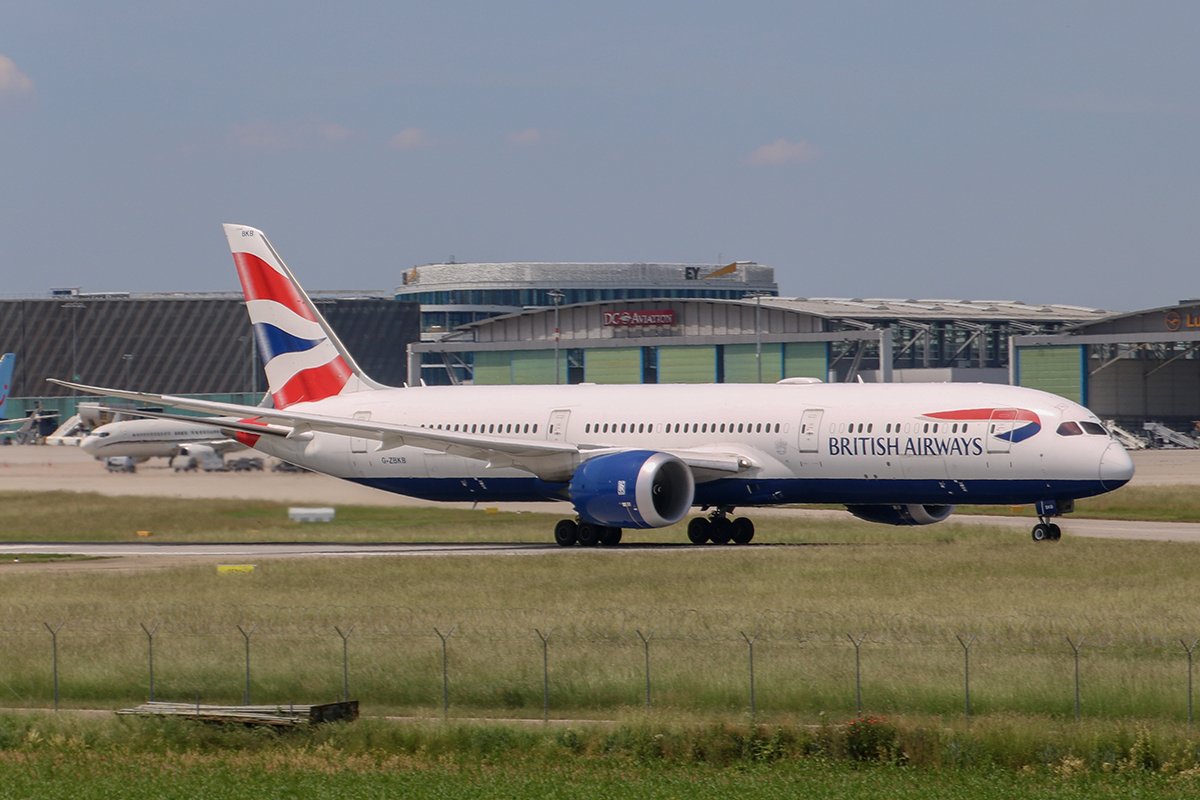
[583,422,784,435]
[418,422,540,435]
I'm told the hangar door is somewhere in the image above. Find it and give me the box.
[510,350,557,384]
[472,351,511,385]
[1016,345,1085,404]
[472,350,557,384]
[724,343,783,383]
[657,345,716,383]
[783,342,828,380]
[584,347,643,384]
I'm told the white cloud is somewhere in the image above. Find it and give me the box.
[507,128,543,146]
[745,138,820,166]
[0,55,33,97]
[227,120,353,151]
[389,127,431,150]
[317,122,352,143]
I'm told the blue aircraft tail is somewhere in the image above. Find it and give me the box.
[0,353,13,419]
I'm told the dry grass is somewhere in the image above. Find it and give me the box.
[0,524,1196,721]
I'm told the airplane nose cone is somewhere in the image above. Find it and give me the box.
[1100,441,1134,490]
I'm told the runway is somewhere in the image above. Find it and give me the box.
[2,512,1199,566]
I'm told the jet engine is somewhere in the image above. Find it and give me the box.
[845,504,955,526]
[568,450,695,528]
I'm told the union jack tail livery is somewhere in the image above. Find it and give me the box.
[223,224,383,408]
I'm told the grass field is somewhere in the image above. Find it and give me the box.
[4,713,1200,798]
[0,505,1196,723]
[0,484,1196,545]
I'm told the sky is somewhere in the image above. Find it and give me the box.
[1,2,1197,312]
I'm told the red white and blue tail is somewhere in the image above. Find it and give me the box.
[223,224,383,409]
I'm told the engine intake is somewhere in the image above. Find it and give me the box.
[569,450,695,528]
[845,503,955,526]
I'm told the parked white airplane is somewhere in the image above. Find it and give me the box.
[79,417,238,462]
[52,224,1134,545]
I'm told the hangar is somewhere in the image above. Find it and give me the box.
[1013,300,1200,433]
[410,296,1105,387]
[0,292,419,421]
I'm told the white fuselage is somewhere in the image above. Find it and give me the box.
[81,419,233,461]
[242,381,1132,508]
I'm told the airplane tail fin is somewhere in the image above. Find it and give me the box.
[0,353,13,418]
[223,224,384,409]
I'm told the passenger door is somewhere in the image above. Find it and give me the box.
[797,409,823,453]
[546,409,571,442]
[988,409,1015,454]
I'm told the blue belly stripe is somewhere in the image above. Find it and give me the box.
[345,476,1120,508]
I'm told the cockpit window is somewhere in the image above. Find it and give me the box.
[1080,421,1108,436]
[1056,421,1083,437]
[97,431,111,438]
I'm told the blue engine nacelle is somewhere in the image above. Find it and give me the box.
[569,450,695,528]
[845,504,955,526]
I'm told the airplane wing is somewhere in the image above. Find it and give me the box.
[59,380,758,483]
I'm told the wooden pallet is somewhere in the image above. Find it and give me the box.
[116,700,358,727]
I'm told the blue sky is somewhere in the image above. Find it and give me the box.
[1,2,1196,310]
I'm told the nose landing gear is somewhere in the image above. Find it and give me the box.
[1031,521,1061,542]
[1030,499,1071,542]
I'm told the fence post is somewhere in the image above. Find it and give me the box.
[847,633,867,715]
[434,627,455,719]
[237,624,256,705]
[335,626,353,702]
[141,622,159,702]
[741,631,759,722]
[636,630,652,709]
[1066,636,1083,721]
[44,622,64,712]
[956,633,976,719]
[535,629,551,723]
[1183,639,1198,727]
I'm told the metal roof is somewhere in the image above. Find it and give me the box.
[395,261,777,291]
[758,297,1109,322]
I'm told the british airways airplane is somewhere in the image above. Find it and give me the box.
[53,225,1134,546]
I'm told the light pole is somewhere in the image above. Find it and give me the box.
[60,302,85,393]
[744,292,771,383]
[548,290,565,385]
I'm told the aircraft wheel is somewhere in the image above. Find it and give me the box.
[709,517,733,545]
[600,527,622,546]
[731,517,755,544]
[1048,523,1062,541]
[554,519,578,547]
[577,523,602,547]
[687,517,710,544]
[1031,523,1050,542]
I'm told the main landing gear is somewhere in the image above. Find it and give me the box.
[553,519,622,548]
[686,507,755,545]
[1030,499,1071,543]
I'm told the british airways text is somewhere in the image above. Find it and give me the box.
[828,436,985,457]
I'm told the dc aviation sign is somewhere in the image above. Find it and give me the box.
[602,309,676,327]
